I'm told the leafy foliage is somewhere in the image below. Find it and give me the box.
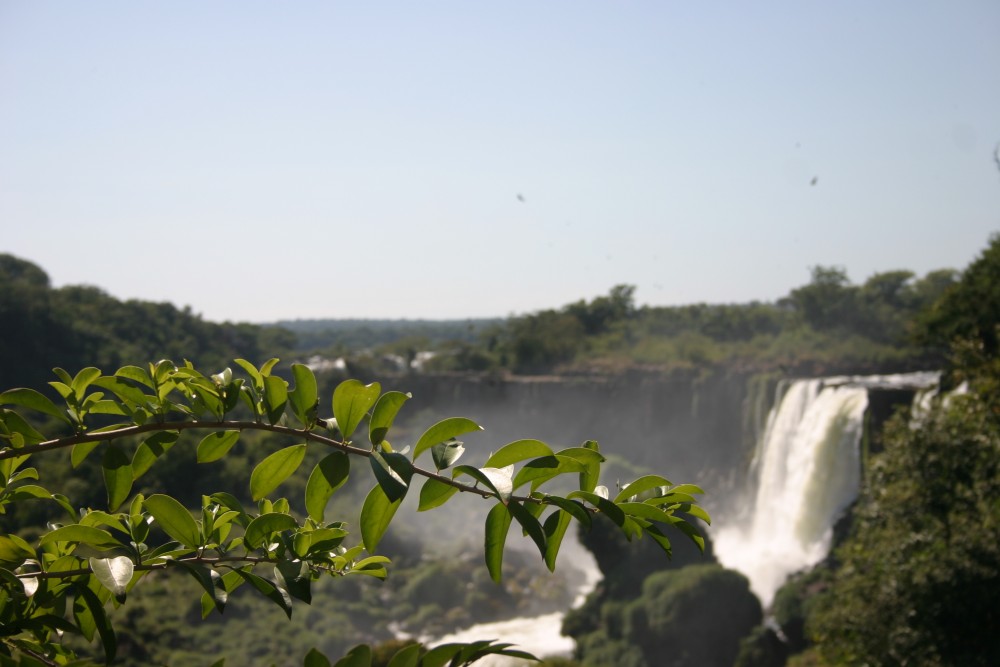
[0,360,708,665]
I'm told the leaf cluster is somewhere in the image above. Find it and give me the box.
[0,359,708,665]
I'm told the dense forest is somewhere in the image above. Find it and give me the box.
[1,234,998,665]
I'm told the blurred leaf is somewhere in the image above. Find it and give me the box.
[333,644,372,667]
[305,452,350,523]
[250,444,307,501]
[304,648,332,667]
[387,643,420,667]
[333,380,381,440]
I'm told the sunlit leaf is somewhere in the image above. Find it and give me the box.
[369,390,411,446]
[145,494,201,548]
[196,430,240,463]
[411,417,482,463]
[360,484,401,553]
[263,375,288,425]
[0,388,68,422]
[417,477,459,511]
[39,525,125,551]
[250,444,307,501]
[332,380,380,440]
[485,502,512,583]
[89,556,134,603]
[244,512,298,550]
[613,474,673,503]
[431,439,465,471]
[102,444,132,512]
[289,363,318,427]
[483,439,553,468]
[305,452,350,523]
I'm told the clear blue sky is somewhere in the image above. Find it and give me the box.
[2,2,999,322]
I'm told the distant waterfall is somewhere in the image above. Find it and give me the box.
[714,372,938,606]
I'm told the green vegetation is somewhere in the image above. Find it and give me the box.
[756,234,1000,666]
[0,359,708,665]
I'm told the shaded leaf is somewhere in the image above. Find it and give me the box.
[132,431,179,478]
[304,648,332,667]
[102,444,132,512]
[244,513,298,550]
[368,451,413,503]
[543,509,573,571]
[263,375,288,425]
[232,569,293,619]
[289,363,319,427]
[75,583,116,663]
[333,644,372,667]
[613,474,673,503]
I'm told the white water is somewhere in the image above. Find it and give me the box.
[714,372,938,607]
[426,533,602,666]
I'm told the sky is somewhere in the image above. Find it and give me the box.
[2,1,999,323]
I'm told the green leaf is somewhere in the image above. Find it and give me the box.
[71,441,101,468]
[369,451,413,503]
[387,643,420,667]
[412,417,482,462]
[250,444,307,501]
[234,358,264,391]
[263,375,288,425]
[289,363,318,427]
[115,365,155,390]
[555,446,606,494]
[332,380,381,440]
[93,376,151,406]
[417,478,459,511]
[333,644,372,667]
[543,509,573,571]
[368,390,410,446]
[132,431,180,479]
[431,439,465,471]
[71,367,102,403]
[360,484,401,553]
[508,501,547,561]
[75,582,117,663]
[567,490,626,527]
[244,512,298,550]
[232,569,293,619]
[102,444,132,512]
[176,561,228,614]
[484,439,554,468]
[0,535,34,568]
[511,455,586,491]
[0,388,68,422]
[613,474,673,503]
[454,465,512,503]
[196,430,240,463]
[304,648,332,667]
[540,495,592,529]
[485,502,512,583]
[305,452,350,523]
[275,559,313,603]
[145,494,202,548]
[89,556,134,603]
[39,525,124,551]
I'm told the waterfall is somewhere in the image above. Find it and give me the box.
[714,372,938,607]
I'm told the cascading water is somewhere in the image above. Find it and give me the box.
[713,372,939,607]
